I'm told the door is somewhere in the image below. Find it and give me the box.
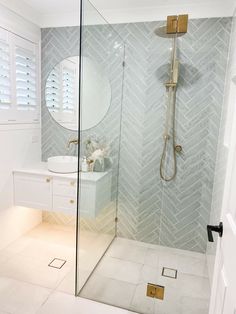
[209,117,236,314]
[209,13,236,313]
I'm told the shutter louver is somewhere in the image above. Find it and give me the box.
[0,38,10,109]
[15,46,36,111]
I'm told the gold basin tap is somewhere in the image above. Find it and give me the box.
[67,139,79,149]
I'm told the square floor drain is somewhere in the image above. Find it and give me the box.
[48,258,67,269]
[162,267,177,279]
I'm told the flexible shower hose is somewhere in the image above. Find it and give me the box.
[160,85,177,181]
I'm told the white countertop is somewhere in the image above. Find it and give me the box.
[13,162,110,182]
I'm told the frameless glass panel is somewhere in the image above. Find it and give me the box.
[76,0,125,295]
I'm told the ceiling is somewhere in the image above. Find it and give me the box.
[0,0,235,27]
[23,0,80,15]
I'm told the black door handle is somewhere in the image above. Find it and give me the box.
[207,222,223,242]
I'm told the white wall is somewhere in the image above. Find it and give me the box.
[0,5,42,250]
[0,125,42,250]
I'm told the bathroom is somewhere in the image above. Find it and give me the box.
[0,0,236,313]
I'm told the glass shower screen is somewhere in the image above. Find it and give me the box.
[75,0,125,296]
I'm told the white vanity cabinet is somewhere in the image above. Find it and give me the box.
[14,173,52,210]
[13,164,112,218]
[80,172,112,218]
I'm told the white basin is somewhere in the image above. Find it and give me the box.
[47,156,78,173]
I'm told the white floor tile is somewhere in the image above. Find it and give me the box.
[144,248,159,268]
[80,275,136,308]
[157,249,178,270]
[0,277,50,314]
[180,296,209,314]
[0,254,71,290]
[139,265,159,284]
[177,273,210,299]
[95,256,143,284]
[107,238,148,264]
[18,240,75,264]
[37,292,133,314]
[56,268,76,295]
[176,253,208,277]
[154,285,181,314]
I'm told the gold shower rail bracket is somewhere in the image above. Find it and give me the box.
[167,14,188,34]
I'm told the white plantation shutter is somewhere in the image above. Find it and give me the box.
[12,34,39,123]
[46,66,60,113]
[0,37,10,109]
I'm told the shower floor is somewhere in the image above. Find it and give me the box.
[0,224,210,314]
[79,237,210,314]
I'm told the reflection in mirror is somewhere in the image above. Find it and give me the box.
[45,56,112,131]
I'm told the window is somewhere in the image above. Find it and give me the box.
[0,28,39,124]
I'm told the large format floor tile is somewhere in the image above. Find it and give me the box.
[80,274,136,308]
[0,251,71,290]
[0,277,51,314]
[95,256,143,284]
[37,292,136,314]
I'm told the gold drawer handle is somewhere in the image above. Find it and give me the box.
[70,181,75,186]
[70,200,75,204]
[46,178,51,183]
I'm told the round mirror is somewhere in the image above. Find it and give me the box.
[45,56,112,131]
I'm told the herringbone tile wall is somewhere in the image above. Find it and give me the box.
[41,17,232,253]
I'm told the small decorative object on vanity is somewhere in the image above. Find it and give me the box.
[90,149,106,172]
[81,156,89,172]
[83,136,111,172]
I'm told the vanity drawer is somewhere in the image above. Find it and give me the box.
[53,195,77,215]
[14,173,52,210]
[53,178,77,197]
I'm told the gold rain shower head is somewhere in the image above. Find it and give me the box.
[167,15,188,34]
